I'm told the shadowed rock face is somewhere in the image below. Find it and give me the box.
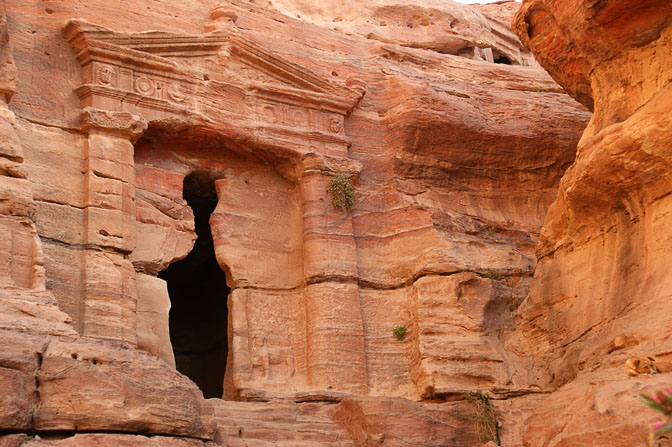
[0,0,592,446]
[509,1,672,445]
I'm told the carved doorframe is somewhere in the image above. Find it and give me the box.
[63,6,369,395]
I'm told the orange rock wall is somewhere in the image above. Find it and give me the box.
[510,0,672,445]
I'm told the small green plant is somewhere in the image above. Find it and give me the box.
[465,391,500,445]
[328,174,355,212]
[484,270,500,281]
[640,388,672,446]
[508,305,515,312]
[393,326,407,341]
[486,226,496,236]
[24,435,34,441]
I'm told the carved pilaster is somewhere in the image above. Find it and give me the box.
[297,154,367,392]
[299,153,363,178]
[79,108,147,344]
[80,108,146,253]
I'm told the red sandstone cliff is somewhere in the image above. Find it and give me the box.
[0,0,597,446]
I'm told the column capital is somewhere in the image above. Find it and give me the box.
[81,108,148,142]
[299,153,362,179]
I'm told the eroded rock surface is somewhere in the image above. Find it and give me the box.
[259,0,535,65]
[508,0,672,444]
[0,0,593,445]
[0,298,217,439]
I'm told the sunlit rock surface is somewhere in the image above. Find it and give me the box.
[509,0,672,445]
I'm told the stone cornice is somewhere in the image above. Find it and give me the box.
[62,18,364,113]
[229,34,364,112]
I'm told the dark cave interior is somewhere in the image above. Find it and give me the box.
[159,171,230,399]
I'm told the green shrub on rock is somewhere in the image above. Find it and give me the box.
[328,174,355,212]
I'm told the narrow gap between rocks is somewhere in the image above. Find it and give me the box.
[159,171,229,399]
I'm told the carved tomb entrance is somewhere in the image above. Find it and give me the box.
[159,172,229,399]
[64,13,369,398]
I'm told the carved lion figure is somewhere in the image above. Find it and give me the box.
[626,357,672,376]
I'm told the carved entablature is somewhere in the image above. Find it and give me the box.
[63,20,212,121]
[250,85,353,157]
[62,15,365,161]
[82,61,193,107]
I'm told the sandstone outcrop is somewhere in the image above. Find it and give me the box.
[521,369,672,447]
[508,0,672,444]
[0,0,594,445]
[12,436,217,447]
[258,0,535,65]
[0,291,217,440]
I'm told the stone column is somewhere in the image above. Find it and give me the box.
[79,108,147,344]
[298,155,368,392]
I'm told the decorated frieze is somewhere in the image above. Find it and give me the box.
[83,61,189,104]
[257,101,344,136]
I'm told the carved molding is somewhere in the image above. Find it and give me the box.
[230,35,364,112]
[63,20,211,123]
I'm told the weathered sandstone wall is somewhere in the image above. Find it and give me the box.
[509,0,672,445]
[0,0,592,445]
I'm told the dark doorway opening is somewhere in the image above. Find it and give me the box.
[158,172,229,399]
[494,55,512,65]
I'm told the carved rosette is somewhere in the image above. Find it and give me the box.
[166,85,186,103]
[134,77,156,96]
[328,115,343,134]
[256,101,347,136]
[291,109,308,127]
[258,103,316,129]
[262,104,278,123]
